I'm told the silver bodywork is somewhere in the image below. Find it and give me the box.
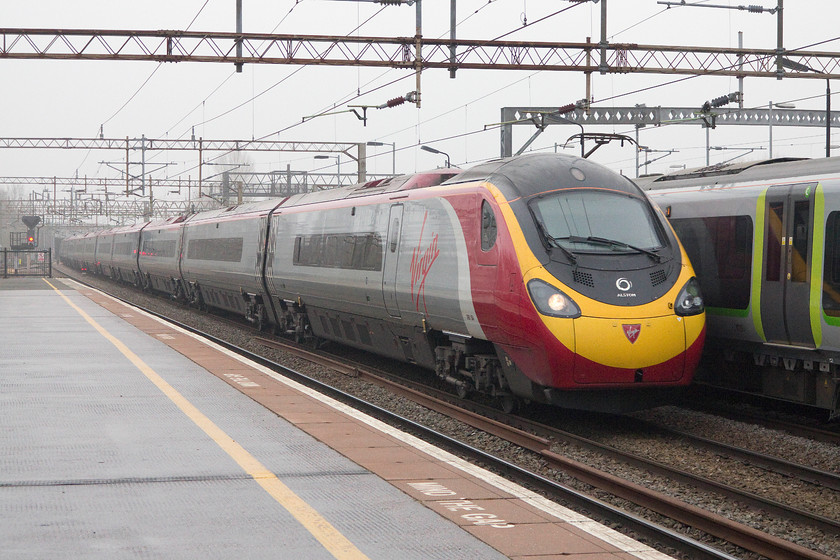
[178,200,279,315]
[646,157,840,414]
[265,193,484,365]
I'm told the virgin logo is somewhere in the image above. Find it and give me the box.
[623,324,641,344]
[410,211,440,314]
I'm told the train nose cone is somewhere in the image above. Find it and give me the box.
[573,315,688,384]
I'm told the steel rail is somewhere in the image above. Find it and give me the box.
[250,338,839,552]
[680,392,840,446]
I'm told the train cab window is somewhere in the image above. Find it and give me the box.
[531,190,663,252]
[823,212,840,316]
[481,200,497,251]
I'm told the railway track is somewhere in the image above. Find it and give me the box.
[58,267,838,560]
[253,334,839,560]
[678,393,840,447]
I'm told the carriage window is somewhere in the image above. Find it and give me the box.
[187,237,243,262]
[670,215,752,310]
[790,200,810,283]
[114,242,135,256]
[141,239,177,258]
[823,212,840,316]
[293,232,383,271]
[766,202,784,282]
[481,200,497,251]
[389,218,400,253]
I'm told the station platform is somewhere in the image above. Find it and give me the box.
[0,276,672,560]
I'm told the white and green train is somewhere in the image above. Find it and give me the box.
[639,157,840,418]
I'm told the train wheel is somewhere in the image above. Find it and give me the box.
[456,382,471,399]
[499,394,518,414]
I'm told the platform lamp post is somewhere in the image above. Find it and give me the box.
[420,145,450,168]
[781,58,833,157]
[769,101,795,158]
[366,141,396,176]
[314,154,341,186]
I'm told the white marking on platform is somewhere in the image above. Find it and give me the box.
[224,373,260,388]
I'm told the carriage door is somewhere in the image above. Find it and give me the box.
[761,183,816,347]
[382,204,404,318]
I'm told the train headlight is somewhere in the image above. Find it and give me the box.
[527,279,581,318]
[674,277,704,316]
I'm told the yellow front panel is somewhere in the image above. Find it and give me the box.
[575,315,687,368]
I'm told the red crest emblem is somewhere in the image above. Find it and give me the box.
[622,324,641,344]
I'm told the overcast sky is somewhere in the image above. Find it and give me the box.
[1,0,838,196]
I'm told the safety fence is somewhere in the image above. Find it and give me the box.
[1,249,52,278]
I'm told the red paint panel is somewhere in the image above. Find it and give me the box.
[441,190,578,388]
[441,191,536,346]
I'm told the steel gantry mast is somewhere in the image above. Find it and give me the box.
[500,104,840,173]
[0,137,372,193]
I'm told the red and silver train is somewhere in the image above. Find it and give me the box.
[62,153,705,412]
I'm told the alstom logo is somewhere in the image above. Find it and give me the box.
[616,277,637,298]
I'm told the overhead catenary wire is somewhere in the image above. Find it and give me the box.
[95,5,840,184]
[92,2,636,180]
[152,2,709,178]
[76,0,213,175]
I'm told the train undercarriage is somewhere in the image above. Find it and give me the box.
[697,341,840,420]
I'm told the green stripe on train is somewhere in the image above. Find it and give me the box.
[752,190,767,342]
[810,183,824,348]
[707,307,750,317]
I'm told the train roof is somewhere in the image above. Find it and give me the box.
[635,156,840,190]
[144,215,190,229]
[443,153,642,200]
[272,169,462,208]
[184,198,287,223]
[97,221,150,236]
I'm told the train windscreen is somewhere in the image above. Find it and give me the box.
[529,190,664,254]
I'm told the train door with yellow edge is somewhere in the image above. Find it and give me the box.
[760,182,818,347]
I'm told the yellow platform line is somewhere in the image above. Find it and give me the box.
[45,279,370,560]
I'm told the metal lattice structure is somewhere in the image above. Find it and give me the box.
[500,106,840,157]
[0,197,219,227]
[0,137,370,185]
[0,136,358,154]
[0,169,397,228]
[1,29,840,79]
